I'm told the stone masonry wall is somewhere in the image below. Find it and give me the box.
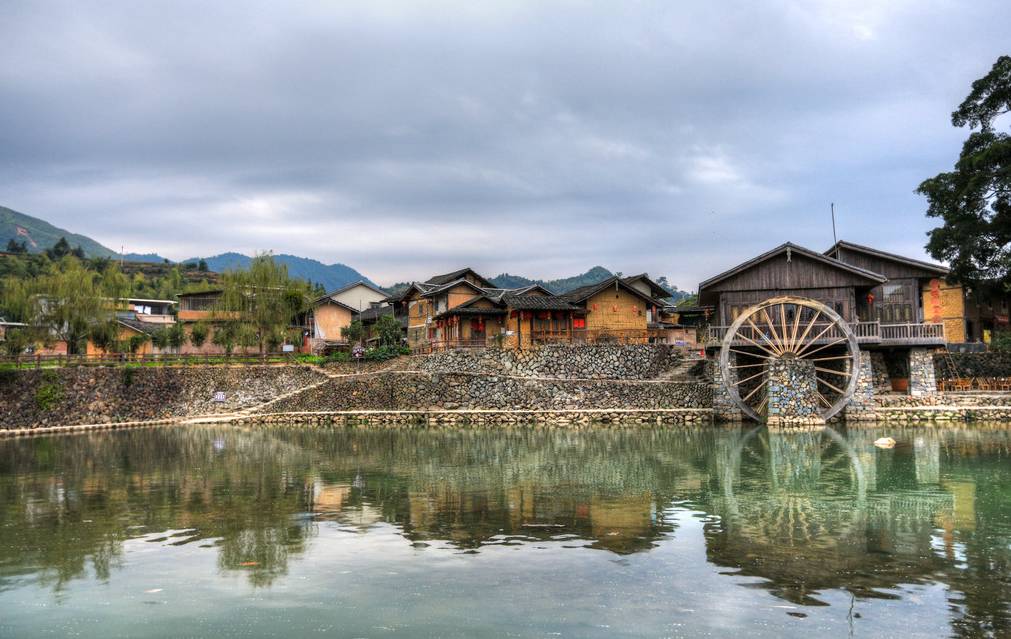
[909,348,938,396]
[407,343,684,379]
[766,359,823,426]
[0,366,326,429]
[261,371,711,413]
[933,351,1011,380]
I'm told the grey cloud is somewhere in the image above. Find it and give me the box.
[1,0,1009,287]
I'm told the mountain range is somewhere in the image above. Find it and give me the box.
[1,205,688,298]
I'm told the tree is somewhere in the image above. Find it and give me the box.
[211,321,238,355]
[45,237,72,260]
[919,56,1011,287]
[342,319,364,345]
[374,314,402,347]
[216,254,309,355]
[5,239,28,254]
[198,259,208,273]
[1,257,128,354]
[189,322,209,348]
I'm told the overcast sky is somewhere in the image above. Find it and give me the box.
[1,1,1008,289]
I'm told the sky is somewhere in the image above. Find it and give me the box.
[1,1,1009,289]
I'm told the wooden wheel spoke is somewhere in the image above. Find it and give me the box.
[728,348,772,360]
[735,332,782,358]
[793,310,821,351]
[780,303,789,352]
[761,309,784,351]
[815,391,833,407]
[816,376,847,395]
[797,338,849,359]
[809,354,854,362]
[746,318,783,355]
[736,369,769,386]
[794,321,840,356]
[789,305,803,352]
[814,366,851,377]
[742,379,768,402]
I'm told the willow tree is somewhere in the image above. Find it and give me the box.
[0,257,130,354]
[216,254,309,354]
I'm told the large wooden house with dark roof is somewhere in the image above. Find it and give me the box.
[698,242,947,349]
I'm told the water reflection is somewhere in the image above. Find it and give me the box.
[1,424,1010,636]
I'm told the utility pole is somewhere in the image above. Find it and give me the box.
[830,203,838,253]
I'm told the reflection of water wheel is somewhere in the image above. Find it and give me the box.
[719,296,860,422]
[720,426,868,538]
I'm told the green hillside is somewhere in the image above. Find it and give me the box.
[0,206,121,258]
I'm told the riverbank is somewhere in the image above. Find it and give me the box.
[5,344,1011,435]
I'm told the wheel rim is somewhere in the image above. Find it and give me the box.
[719,296,861,422]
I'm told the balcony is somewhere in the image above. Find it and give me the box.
[705,321,945,348]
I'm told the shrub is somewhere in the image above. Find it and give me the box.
[35,371,63,411]
[189,322,209,348]
[121,365,139,387]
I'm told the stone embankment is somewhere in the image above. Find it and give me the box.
[406,343,685,379]
[0,365,326,429]
[259,371,710,413]
[0,345,713,432]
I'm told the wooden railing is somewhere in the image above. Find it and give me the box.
[880,322,945,343]
[705,321,945,346]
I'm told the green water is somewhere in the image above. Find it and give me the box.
[1,425,1009,638]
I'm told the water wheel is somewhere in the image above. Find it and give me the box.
[719,296,860,422]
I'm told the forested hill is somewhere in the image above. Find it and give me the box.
[195,253,379,293]
[1,206,379,292]
[491,267,691,301]
[1,206,167,262]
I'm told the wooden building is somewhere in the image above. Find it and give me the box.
[391,267,676,351]
[698,242,947,349]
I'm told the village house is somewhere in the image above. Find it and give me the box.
[558,275,666,344]
[294,294,358,353]
[390,268,677,351]
[325,280,389,314]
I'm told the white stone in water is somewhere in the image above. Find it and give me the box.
[874,437,896,449]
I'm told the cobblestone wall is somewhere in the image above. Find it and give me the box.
[261,371,711,412]
[909,348,938,396]
[933,351,1011,380]
[408,343,684,379]
[766,359,823,426]
[0,366,326,429]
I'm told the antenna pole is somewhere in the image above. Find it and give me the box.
[831,203,838,250]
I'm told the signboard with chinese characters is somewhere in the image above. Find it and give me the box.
[213,391,226,403]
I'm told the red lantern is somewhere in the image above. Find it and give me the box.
[866,292,875,305]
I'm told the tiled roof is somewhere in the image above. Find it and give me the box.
[357,305,394,322]
[424,267,492,287]
[500,294,579,310]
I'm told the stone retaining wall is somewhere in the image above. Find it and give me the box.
[0,366,326,429]
[261,371,711,413]
[406,343,684,379]
[934,351,1011,380]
